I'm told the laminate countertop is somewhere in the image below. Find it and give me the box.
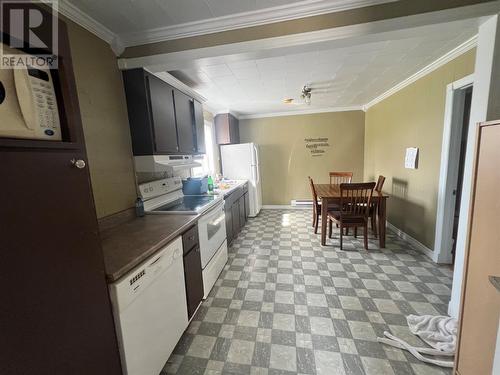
[100,214,199,283]
[214,180,248,198]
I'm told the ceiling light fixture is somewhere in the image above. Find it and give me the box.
[301,85,312,105]
[283,98,294,104]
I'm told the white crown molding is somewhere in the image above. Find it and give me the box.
[363,35,478,110]
[149,71,207,103]
[238,106,364,120]
[119,0,398,47]
[201,103,219,116]
[56,0,124,55]
[213,109,242,119]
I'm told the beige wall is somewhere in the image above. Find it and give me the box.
[239,111,365,205]
[364,49,476,249]
[66,21,137,218]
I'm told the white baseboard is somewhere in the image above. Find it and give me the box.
[262,205,309,210]
[386,222,435,260]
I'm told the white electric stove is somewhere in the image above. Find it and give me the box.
[139,177,228,298]
[139,177,222,215]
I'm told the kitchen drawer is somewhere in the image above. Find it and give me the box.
[182,225,199,254]
[184,246,204,319]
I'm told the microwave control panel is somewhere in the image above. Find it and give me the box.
[25,68,62,139]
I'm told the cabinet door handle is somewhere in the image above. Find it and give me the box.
[70,159,86,169]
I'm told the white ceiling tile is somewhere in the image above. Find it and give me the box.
[206,0,255,17]
[227,60,258,70]
[256,56,287,71]
[200,64,233,77]
[232,68,260,80]
[214,75,239,85]
[255,0,302,8]
[160,0,214,24]
[167,19,478,115]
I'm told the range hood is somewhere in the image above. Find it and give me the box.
[134,155,201,173]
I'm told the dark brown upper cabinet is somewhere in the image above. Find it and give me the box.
[193,100,205,154]
[122,68,205,155]
[174,89,195,153]
[148,75,179,153]
[215,113,239,145]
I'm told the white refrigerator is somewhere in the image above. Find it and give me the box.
[221,142,262,217]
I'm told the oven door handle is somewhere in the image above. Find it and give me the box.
[200,202,224,224]
[199,202,226,241]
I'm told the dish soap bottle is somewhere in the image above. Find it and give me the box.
[207,175,214,193]
[135,197,145,217]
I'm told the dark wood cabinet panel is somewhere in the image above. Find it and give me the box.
[182,225,199,254]
[244,192,250,220]
[224,184,249,244]
[1,15,121,375]
[174,90,196,153]
[193,100,205,154]
[239,195,246,228]
[148,76,179,154]
[1,151,122,375]
[182,226,203,320]
[229,114,240,145]
[224,184,250,244]
[183,246,204,319]
[231,201,241,237]
[123,69,205,156]
[215,113,239,145]
[122,69,155,155]
[225,204,234,244]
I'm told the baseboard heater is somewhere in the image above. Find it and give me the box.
[291,199,313,207]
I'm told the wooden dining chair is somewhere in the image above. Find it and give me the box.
[329,172,353,185]
[327,182,376,250]
[308,176,321,234]
[369,175,386,237]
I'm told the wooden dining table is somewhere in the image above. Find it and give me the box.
[314,184,389,248]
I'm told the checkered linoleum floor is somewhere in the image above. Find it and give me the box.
[163,209,453,375]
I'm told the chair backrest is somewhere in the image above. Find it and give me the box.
[330,172,353,185]
[308,176,319,208]
[375,175,386,193]
[339,182,376,216]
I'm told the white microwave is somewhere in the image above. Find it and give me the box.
[0,46,62,141]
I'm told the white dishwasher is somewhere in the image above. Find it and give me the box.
[109,237,188,375]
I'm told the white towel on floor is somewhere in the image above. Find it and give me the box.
[377,315,458,368]
[407,314,457,353]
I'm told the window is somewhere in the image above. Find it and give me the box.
[192,120,217,177]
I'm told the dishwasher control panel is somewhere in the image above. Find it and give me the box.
[108,237,183,312]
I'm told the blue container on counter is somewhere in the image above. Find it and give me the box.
[182,177,208,195]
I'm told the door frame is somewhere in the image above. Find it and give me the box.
[433,74,474,264]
